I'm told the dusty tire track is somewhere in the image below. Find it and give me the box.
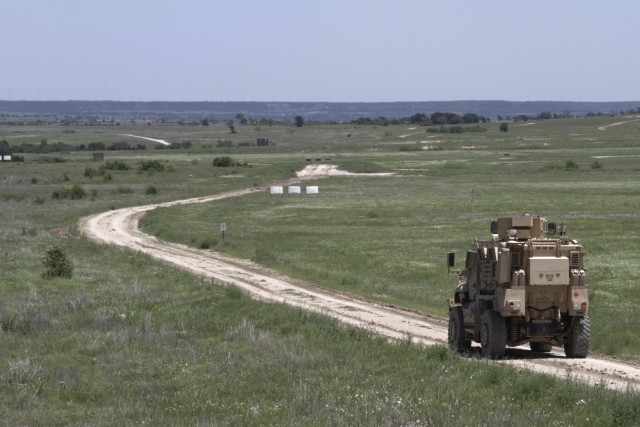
[79,166,640,392]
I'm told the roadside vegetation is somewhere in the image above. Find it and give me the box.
[1,115,639,424]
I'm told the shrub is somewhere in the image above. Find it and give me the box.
[591,160,604,170]
[42,244,73,278]
[84,166,97,179]
[145,184,158,195]
[564,160,579,170]
[104,160,131,170]
[213,156,234,167]
[68,184,86,199]
[138,160,165,173]
[52,184,87,200]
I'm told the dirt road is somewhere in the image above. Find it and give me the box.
[79,165,640,392]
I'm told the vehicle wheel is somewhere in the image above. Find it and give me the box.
[564,315,590,358]
[480,310,506,358]
[448,306,471,352]
[530,342,553,353]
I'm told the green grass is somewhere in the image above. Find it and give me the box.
[141,121,640,359]
[1,118,640,424]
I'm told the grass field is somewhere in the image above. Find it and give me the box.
[1,116,639,424]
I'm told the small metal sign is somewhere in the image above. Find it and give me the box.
[220,223,226,232]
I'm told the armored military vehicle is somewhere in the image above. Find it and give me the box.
[447,214,590,358]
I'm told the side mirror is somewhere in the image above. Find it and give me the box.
[447,252,455,267]
[490,220,498,234]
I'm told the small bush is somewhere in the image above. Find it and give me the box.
[213,156,234,167]
[52,184,87,200]
[42,244,73,278]
[68,184,86,199]
[145,184,158,195]
[565,160,579,170]
[104,160,131,171]
[84,166,97,179]
[591,160,604,170]
[138,160,165,173]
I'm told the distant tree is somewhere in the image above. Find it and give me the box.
[499,122,509,132]
[235,113,248,125]
[375,116,390,126]
[431,112,448,125]
[408,113,430,125]
[430,112,463,125]
[227,121,236,134]
[538,111,552,120]
[88,142,106,151]
[447,114,463,125]
[463,113,484,124]
[294,115,305,127]
[0,139,11,155]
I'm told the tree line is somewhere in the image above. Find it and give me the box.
[351,111,489,126]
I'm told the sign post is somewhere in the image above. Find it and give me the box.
[220,223,226,241]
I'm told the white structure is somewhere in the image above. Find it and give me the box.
[306,186,319,195]
[270,186,284,195]
[288,186,301,195]
[2,155,10,161]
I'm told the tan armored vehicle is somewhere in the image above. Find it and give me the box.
[447,215,590,358]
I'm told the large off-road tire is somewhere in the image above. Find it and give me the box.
[564,315,590,358]
[530,342,553,353]
[448,306,471,352]
[480,310,507,358]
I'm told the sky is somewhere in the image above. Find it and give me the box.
[1,0,639,103]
